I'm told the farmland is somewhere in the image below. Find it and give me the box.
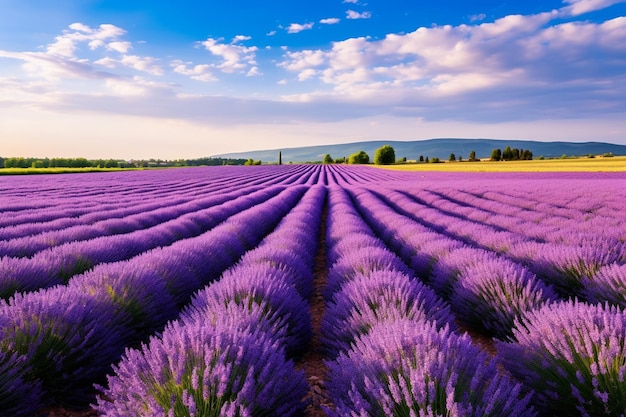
[1,165,625,416]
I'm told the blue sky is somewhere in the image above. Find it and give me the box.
[1,0,625,159]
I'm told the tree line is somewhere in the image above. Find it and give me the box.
[0,156,254,169]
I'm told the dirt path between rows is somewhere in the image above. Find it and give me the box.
[297,202,333,416]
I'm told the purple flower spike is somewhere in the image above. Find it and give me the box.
[183,265,312,357]
[582,263,626,308]
[322,270,457,357]
[325,245,412,299]
[497,300,626,416]
[326,320,536,417]
[451,259,558,339]
[0,348,43,416]
[96,322,308,416]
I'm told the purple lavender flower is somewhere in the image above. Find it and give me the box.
[183,265,312,357]
[326,320,536,417]
[95,322,308,416]
[322,270,457,357]
[0,344,43,416]
[324,245,412,299]
[0,286,125,407]
[497,300,626,416]
[451,259,558,339]
[582,263,626,308]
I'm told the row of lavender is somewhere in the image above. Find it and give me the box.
[1,166,626,416]
[321,185,537,415]
[95,185,326,415]
[343,176,626,415]
[0,181,308,414]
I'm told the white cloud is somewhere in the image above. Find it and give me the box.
[277,8,626,122]
[107,41,132,53]
[320,18,341,25]
[232,35,252,43]
[343,0,359,3]
[287,22,315,33]
[46,23,127,58]
[561,0,626,16]
[95,55,163,75]
[346,10,372,19]
[171,60,216,81]
[199,37,259,74]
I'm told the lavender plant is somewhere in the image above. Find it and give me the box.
[497,300,626,416]
[451,259,558,339]
[0,344,42,416]
[182,266,312,357]
[582,263,626,308]
[326,320,537,417]
[0,286,125,407]
[322,270,457,357]
[95,322,308,416]
[324,245,412,299]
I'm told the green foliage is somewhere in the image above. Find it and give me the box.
[244,158,262,166]
[490,148,502,161]
[373,145,395,165]
[348,150,370,164]
[449,153,456,162]
[430,157,441,163]
[323,154,334,164]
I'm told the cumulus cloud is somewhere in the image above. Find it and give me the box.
[346,10,372,19]
[287,22,315,33]
[199,36,259,74]
[171,60,216,81]
[46,23,127,58]
[277,8,626,122]
[320,17,341,25]
[95,55,163,75]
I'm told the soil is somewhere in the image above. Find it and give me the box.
[296,203,333,416]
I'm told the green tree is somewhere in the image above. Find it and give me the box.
[490,148,502,161]
[348,150,370,164]
[323,154,334,164]
[449,153,456,162]
[469,150,477,161]
[419,155,424,162]
[373,145,396,165]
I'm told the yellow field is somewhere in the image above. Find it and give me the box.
[377,156,626,172]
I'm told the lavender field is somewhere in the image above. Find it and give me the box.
[1,165,626,417]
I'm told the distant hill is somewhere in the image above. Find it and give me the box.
[212,138,626,163]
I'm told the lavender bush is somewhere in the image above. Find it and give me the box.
[497,300,626,416]
[326,320,536,417]
[182,265,312,357]
[95,322,308,416]
[451,259,558,339]
[322,270,457,357]
[0,286,125,407]
[582,263,626,308]
[0,345,42,416]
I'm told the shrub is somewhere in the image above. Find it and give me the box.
[326,320,536,417]
[347,150,370,164]
[321,270,456,357]
[497,300,626,416]
[450,260,558,339]
[373,145,396,165]
[582,263,626,308]
[0,347,42,416]
[182,267,312,357]
[96,323,308,416]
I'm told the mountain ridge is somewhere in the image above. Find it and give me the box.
[212,138,626,163]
